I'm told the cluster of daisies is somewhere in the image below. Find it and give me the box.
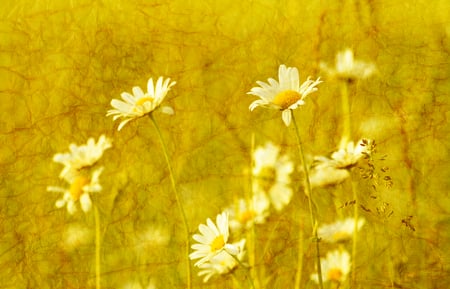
[46,48,376,286]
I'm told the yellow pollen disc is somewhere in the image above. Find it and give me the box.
[332,231,351,242]
[239,210,255,224]
[135,96,154,106]
[210,235,225,252]
[328,268,343,282]
[70,176,90,201]
[258,167,276,192]
[272,90,302,110]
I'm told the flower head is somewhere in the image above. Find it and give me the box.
[331,139,368,169]
[190,212,239,267]
[318,217,365,243]
[248,64,322,126]
[226,194,270,232]
[48,167,103,214]
[197,239,246,282]
[107,77,176,131]
[53,135,111,179]
[320,48,376,81]
[252,142,294,211]
[311,249,351,283]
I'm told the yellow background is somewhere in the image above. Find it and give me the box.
[0,0,449,288]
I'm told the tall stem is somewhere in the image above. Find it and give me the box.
[340,81,351,148]
[350,177,359,287]
[94,206,101,289]
[149,113,191,289]
[292,113,323,289]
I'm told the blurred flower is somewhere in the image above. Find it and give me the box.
[318,217,365,243]
[135,226,170,249]
[320,48,376,81]
[52,135,111,179]
[226,194,270,232]
[107,77,176,131]
[48,167,103,214]
[308,139,369,188]
[197,239,246,282]
[311,249,351,283]
[331,139,367,169]
[61,224,92,251]
[122,278,156,289]
[248,64,322,126]
[253,142,294,211]
[309,157,350,188]
[190,212,239,266]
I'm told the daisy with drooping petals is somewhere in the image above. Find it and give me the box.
[53,135,111,179]
[248,64,322,126]
[48,167,103,214]
[330,139,368,169]
[252,142,294,211]
[320,48,376,81]
[189,212,239,267]
[197,239,246,283]
[318,217,365,243]
[311,249,351,284]
[107,77,176,131]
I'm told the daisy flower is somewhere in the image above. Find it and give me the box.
[107,77,176,131]
[320,48,376,81]
[308,160,350,188]
[311,249,351,283]
[252,142,294,211]
[248,64,322,126]
[52,135,112,179]
[330,139,368,169]
[47,167,103,214]
[197,239,246,283]
[190,212,239,267]
[226,194,270,232]
[318,217,365,243]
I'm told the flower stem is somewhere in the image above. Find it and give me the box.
[149,113,191,289]
[340,81,351,148]
[350,177,358,287]
[292,113,323,289]
[94,206,101,289]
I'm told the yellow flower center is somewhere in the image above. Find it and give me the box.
[328,268,343,282]
[272,90,302,110]
[332,231,351,242]
[258,166,277,192]
[135,95,154,106]
[210,235,225,252]
[239,210,255,224]
[70,176,90,201]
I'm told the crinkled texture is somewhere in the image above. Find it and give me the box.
[48,167,103,214]
[318,217,365,243]
[189,212,239,267]
[106,77,176,131]
[311,249,351,283]
[196,239,246,283]
[252,142,294,211]
[53,135,111,180]
[320,48,376,81]
[248,64,322,126]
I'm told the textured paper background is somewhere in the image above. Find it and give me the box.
[0,0,449,288]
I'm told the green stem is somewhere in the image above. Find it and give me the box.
[350,177,358,287]
[94,206,101,289]
[340,81,351,148]
[149,113,191,289]
[292,113,323,289]
[228,252,255,289]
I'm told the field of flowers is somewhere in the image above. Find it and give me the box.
[0,1,449,289]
